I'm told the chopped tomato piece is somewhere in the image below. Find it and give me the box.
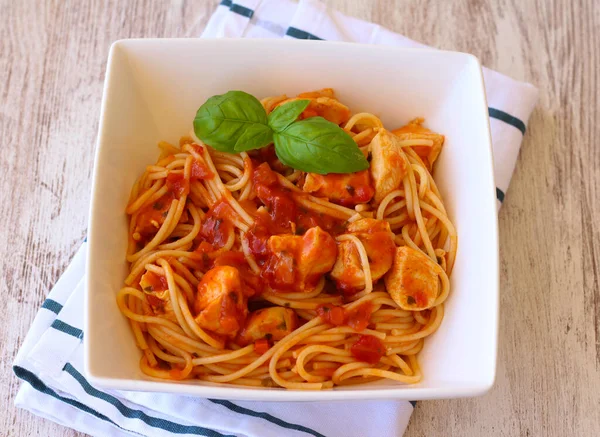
[166,172,189,198]
[350,335,385,364]
[198,200,235,249]
[244,222,271,262]
[146,293,164,308]
[140,271,168,293]
[140,271,175,321]
[191,143,204,155]
[295,207,346,236]
[194,241,214,254]
[254,338,270,354]
[256,145,287,173]
[316,302,372,331]
[346,302,373,332]
[316,304,346,326]
[213,251,246,267]
[253,161,279,186]
[134,193,174,238]
[191,159,213,180]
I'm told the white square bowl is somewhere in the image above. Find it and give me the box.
[86,38,498,401]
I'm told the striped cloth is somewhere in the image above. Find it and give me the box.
[13,1,538,436]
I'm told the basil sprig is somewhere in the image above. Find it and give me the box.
[193,91,369,174]
[193,91,273,152]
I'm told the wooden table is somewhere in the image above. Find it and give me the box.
[2,0,599,436]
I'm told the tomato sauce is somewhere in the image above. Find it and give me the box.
[191,160,213,180]
[295,206,346,236]
[166,172,189,198]
[186,145,214,180]
[316,302,374,331]
[197,200,235,250]
[136,161,205,240]
[346,302,374,331]
[252,162,297,234]
[244,222,271,263]
[256,145,287,173]
[146,294,164,308]
[246,162,344,255]
[350,335,385,364]
[213,251,263,297]
[141,271,169,310]
[244,162,297,266]
[240,163,347,293]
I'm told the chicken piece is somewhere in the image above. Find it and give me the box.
[140,270,177,323]
[384,246,440,311]
[369,129,409,204]
[329,240,363,292]
[392,118,445,169]
[275,96,351,125]
[237,307,298,346]
[330,219,396,292]
[298,226,338,278]
[297,88,336,99]
[263,89,336,115]
[349,216,394,232]
[302,170,375,207]
[194,266,248,337]
[261,94,288,114]
[265,226,337,292]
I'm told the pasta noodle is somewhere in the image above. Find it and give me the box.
[117,88,457,389]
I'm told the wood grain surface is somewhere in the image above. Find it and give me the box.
[1,0,599,436]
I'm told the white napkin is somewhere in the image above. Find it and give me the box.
[13,1,538,436]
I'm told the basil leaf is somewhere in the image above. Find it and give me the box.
[267,99,310,132]
[193,91,272,152]
[234,124,273,152]
[274,117,369,174]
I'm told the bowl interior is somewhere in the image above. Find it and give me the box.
[86,39,498,401]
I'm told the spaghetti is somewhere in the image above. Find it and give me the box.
[117,88,457,389]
